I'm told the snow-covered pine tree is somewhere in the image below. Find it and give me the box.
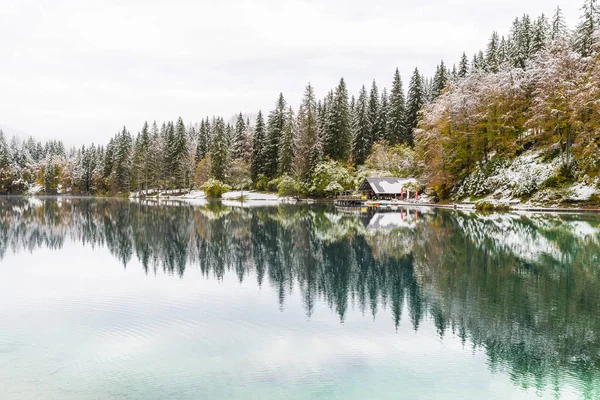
[378,88,389,143]
[317,98,329,160]
[367,80,380,145]
[171,117,191,190]
[405,68,425,146]
[321,91,334,160]
[352,85,370,164]
[163,121,176,189]
[278,106,296,176]
[265,93,287,178]
[323,78,351,161]
[232,113,246,160]
[432,60,450,98]
[551,6,568,42]
[225,123,234,149]
[0,130,11,170]
[148,121,162,191]
[531,14,549,54]
[451,64,458,81]
[210,117,229,182]
[458,52,469,78]
[295,83,318,180]
[486,32,500,73]
[387,68,406,145]
[251,111,266,182]
[573,0,600,57]
[510,15,533,68]
[131,121,150,193]
[114,127,132,193]
[195,119,208,163]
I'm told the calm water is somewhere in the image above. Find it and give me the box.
[0,198,599,399]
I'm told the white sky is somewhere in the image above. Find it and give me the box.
[0,0,582,146]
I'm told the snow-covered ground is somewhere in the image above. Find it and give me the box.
[221,191,279,200]
[455,149,600,207]
[130,189,296,206]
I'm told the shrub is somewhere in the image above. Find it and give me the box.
[254,175,278,192]
[277,175,307,198]
[201,179,231,198]
[309,160,355,197]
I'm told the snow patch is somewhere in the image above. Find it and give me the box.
[567,182,599,201]
[221,191,280,201]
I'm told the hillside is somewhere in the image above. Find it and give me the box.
[415,39,600,206]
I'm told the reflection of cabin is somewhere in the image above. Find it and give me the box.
[357,177,418,200]
[335,177,420,206]
[365,210,421,230]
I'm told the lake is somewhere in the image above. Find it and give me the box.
[0,197,598,399]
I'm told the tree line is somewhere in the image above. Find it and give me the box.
[0,1,598,197]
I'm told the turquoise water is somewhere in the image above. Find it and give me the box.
[0,198,599,399]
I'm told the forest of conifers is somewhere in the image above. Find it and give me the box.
[1,1,599,198]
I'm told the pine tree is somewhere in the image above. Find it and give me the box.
[0,130,10,170]
[510,15,533,68]
[133,121,151,192]
[498,36,509,65]
[196,119,209,163]
[323,78,351,161]
[551,6,568,41]
[458,52,469,78]
[352,85,370,164]
[210,117,229,182]
[531,14,549,54]
[113,127,132,193]
[295,83,318,180]
[432,60,449,98]
[225,123,234,149]
[172,117,191,190]
[321,91,333,159]
[367,80,380,145]
[476,50,486,71]
[163,121,176,188]
[232,113,246,160]
[486,32,500,72]
[422,75,434,104]
[406,68,425,146]
[573,0,600,57]
[378,88,389,143]
[251,111,266,182]
[148,121,162,190]
[265,93,287,178]
[278,106,296,175]
[387,68,406,145]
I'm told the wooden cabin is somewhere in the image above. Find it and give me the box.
[357,177,419,200]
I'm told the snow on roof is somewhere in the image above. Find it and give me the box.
[360,177,418,194]
[366,213,416,230]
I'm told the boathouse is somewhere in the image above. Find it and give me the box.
[357,177,419,200]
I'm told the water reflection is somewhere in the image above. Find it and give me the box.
[1,197,599,398]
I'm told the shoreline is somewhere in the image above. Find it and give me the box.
[3,192,600,214]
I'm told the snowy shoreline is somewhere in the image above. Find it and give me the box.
[6,189,600,213]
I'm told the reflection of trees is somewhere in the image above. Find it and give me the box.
[413,211,600,398]
[1,198,599,397]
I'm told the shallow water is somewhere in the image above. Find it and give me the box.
[0,197,599,399]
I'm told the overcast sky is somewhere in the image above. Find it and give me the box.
[0,0,582,146]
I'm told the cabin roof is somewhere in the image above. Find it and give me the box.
[358,177,418,194]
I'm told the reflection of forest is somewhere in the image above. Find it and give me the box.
[1,198,599,397]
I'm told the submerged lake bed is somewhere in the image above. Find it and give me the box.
[0,198,599,399]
